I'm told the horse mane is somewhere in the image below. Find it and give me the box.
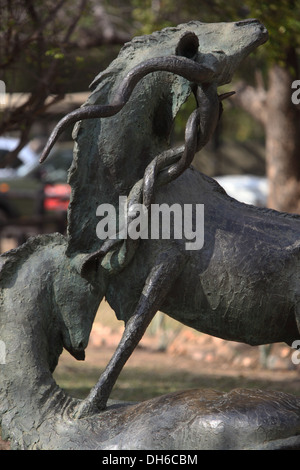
[0,233,65,288]
[121,21,203,52]
[69,23,197,257]
[89,21,202,91]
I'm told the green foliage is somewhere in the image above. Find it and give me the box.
[223,107,265,143]
[243,0,300,66]
[131,0,173,34]
[45,48,65,60]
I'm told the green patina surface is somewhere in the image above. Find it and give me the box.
[1,20,300,450]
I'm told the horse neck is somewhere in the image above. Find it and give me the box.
[0,252,73,447]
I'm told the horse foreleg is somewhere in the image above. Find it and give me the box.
[73,248,186,418]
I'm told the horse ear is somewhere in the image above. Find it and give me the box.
[175,32,199,59]
[71,252,101,278]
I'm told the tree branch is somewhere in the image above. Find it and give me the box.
[75,1,131,48]
[0,0,131,164]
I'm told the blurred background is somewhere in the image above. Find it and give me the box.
[0,0,299,412]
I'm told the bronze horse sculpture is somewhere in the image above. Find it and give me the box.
[1,20,300,449]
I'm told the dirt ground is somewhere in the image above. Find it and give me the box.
[87,305,300,393]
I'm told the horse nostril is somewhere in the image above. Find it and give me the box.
[176,32,199,59]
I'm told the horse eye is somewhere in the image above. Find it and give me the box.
[176,32,199,59]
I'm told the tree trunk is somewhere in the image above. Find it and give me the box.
[231,56,300,214]
[265,64,300,213]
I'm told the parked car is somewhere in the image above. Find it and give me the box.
[0,137,72,237]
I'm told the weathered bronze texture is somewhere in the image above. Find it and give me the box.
[2,20,300,450]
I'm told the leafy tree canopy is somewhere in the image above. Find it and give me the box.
[131,0,300,69]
